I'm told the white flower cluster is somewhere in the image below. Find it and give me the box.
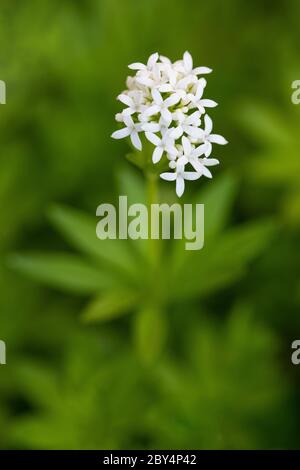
[112,51,227,197]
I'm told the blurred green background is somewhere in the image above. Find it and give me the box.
[0,0,300,450]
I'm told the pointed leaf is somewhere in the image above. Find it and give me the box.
[194,173,237,239]
[171,219,277,300]
[81,288,140,323]
[8,252,116,294]
[48,204,140,281]
[171,174,238,271]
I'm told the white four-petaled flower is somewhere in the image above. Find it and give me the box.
[199,115,228,157]
[161,156,201,198]
[112,51,228,196]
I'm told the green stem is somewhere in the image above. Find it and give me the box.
[146,171,160,269]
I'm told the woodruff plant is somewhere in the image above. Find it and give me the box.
[112,51,227,197]
[9,50,275,367]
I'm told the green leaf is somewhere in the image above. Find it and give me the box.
[8,252,116,294]
[171,219,277,300]
[81,288,140,323]
[48,204,141,282]
[171,174,238,272]
[133,306,167,365]
[195,173,237,239]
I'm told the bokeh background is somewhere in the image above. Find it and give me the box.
[0,0,300,449]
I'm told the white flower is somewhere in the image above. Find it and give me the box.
[111,114,142,150]
[160,156,200,197]
[171,110,202,139]
[187,80,218,114]
[181,136,211,175]
[128,52,159,72]
[112,51,228,196]
[117,91,145,116]
[200,115,228,157]
[145,129,178,163]
[176,51,212,77]
[144,89,181,126]
[158,72,191,97]
[198,156,220,176]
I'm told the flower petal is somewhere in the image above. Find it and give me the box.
[165,145,178,157]
[128,62,146,70]
[160,172,177,181]
[177,155,188,169]
[182,136,191,155]
[204,141,212,157]
[130,131,142,151]
[197,104,205,115]
[165,93,181,107]
[170,126,183,140]
[123,114,134,127]
[195,83,204,100]
[176,174,185,197]
[161,108,172,126]
[201,158,219,166]
[193,143,207,158]
[202,166,213,178]
[111,128,131,139]
[147,52,159,68]
[145,132,161,146]
[152,146,164,163]
[185,126,204,139]
[122,107,135,116]
[152,88,163,104]
[144,104,160,117]
[185,111,201,125]
[209,134,228,145]
[177,77,191,89]
[190,159,204,173]
[183,171,201,181]
[200,99,218,108]
[204,115,213,134]
[142,122,161,132]
[183,51,193,72]
[198,77,207,88]
[193,66,212,75]
[168,68,177,86]
[117,94,134,107]
[160,55,171,64]
[159,84,173,93]
[136,76,154,87]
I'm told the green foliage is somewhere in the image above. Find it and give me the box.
[149,306,294,450]
[48,205,142,281]
[7,308,296,450]
[10,171,276,331]
[10,336,148,449]
[238,102,300,226]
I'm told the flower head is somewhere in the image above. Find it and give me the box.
[112,51,228,197]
